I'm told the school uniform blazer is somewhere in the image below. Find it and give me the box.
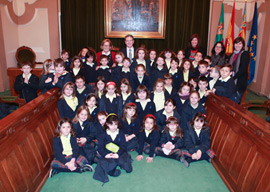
[97,130,127,157]
[131,59,151,75]
[155,109,181,131]
[57,98,79,119]
[178,70,195,85]
[121,93,135,107]
[76,85,93,106]
[214,78,237,100]
[83,62,97,84]
[170,70,182,91]
[64,58,72,72]
[46,73,73,90]
[134,100,156,121]
[120,47,137,59]
[53,136,79,164]
[138,129,160,157]
[120,117,141,137]
[180,101,206,132]
[14,74,39,103]
[90,107,99,122]
[72,120,95,143]
[164,88,177,99]
[159,131,184,149]
[150,67,169,88]
[99,95,123,117]
[96,51,116,68]
[184,123,211,154]
[97,67,111,82]
[69,68,85,82]
[131,74,150,92]
[111,66,133,85]
[174,95,189,115]
[39,74,52,94]
[93,122,105,140]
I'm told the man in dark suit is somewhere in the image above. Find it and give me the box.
[120,34,137,60]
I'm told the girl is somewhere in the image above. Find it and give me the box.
[119,78,135,107]
[183,112,215,166]
[185,34,206,60]
[177,50,185,67]
[134,85,156,122]
[163,73,177,98]
[169,58,181,91]
[96,39,115,68]
[99,81,123,117]
[94,76,106,100]
[114,51,125,67]
[179,59,195,84]
[93,114,132,183]
[131,64,150,92]
[83,49,97,87]
[49,118,92,178]
[211,41,227,67]
[120,103,141,150]
[39,59,54,94]
[57,82,79,119]
[155,116,187,165]
[174,82,191,116]
[155,98,181,131]
[113,57,132,85]
[150,78,169,112]
[148,49,157,67]
[150,56,168,88]
[72,105,97,164]
[159,49,176,70]
[93,111,107,141]
[85,93,99,122]
[74,75,93,106]
[208,66,220,90]
[180,90,206,132]
[78,47,89,63]
[70,56,84,81]
[131,47,151,75]
[136,114,160,163]
[188,76,198,91]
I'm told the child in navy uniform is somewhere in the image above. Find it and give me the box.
[131,64,150,92]
[119,78,135,107]
[150,78,169,112]
[169,58,181,91]
[69,56,84,81]
[164,73,177,99]
[14,61,39,103]
[174,82,191,115]
[61,49,71,72]
[83,50,97,88]
[179,59,195,85]
[39,59,54,94]
[95,76,106,100]
[113,57,132,85]
[75,75,93,106]
[97,55,111,82]
[150,56,168,88]
[131,47,151,75]
[197,76,209,105]
[85,93,99,122]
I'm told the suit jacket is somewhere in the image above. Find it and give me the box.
[120,47,137,59]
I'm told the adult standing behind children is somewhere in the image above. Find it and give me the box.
[185,34,206,60]
[120,34,137,60]
[96,39,116,68]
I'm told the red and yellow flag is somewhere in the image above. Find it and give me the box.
[225,2,235,55]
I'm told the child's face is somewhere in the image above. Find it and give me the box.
[64,85,73,97]
[120,84,128,93]
[106,84,116,95]
[210,68,220,79]
[74,59,81,68]
[135,66,145,76]
[123,60,131,68]
[183,61,191,71]
[100,58,109,66]
[191,38,198,48]
[168,122,177,132]
[86,97,97,108]
[81,48,88,57]
[49,63,54,71]
[145,118,154,131]
[60,122,71,137]
[61,52,69,60]
[194,53,203,62]
[190,93,199,106]
[149,51,156,60]
[55,65,65,74]
[102,42,111,52]
[156,57,165,66]
[138,50,145,60]
[198,65,208,74]
[98,115,106,126]
[87,56,94,63]
[164,78,172,86]
[177,51,184,60]
[165,51,172,59]
[97,81,105,91]
[194,118,204,130]
[78,109,88,122]
[115,54,123,63]
[220,67,232,79]
[170,60,178,70]
[155,82,164,93]
[189,80,197,89]
[198,81,208,91]
[137,91,147,100]
[107,121,118,132]
[164,102,175,113]
[21,65,32,75]
[181,85,190,95]
[215,43,223,54]
[75,78,85,89]
[126,108,136,118]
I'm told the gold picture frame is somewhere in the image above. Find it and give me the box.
[104,0,167,39]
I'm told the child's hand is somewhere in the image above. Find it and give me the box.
[196,150,202,160]
[170,144,175,150]
[112,63,117,68]
[53,76,58,84]
[95,66,100,70]
[45,77,52,83]
[125,135,130,142]
[105,153,113,159]
[164,143,171,150]
[212,88,216,94]
[136,155,144,161]
[111,153,119,159]
[191,153,198,160]
[146,157,153,163]
[79,137,87,145]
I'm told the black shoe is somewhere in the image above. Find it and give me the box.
[49,168,59,178]
[81,164,93,172]
[180,156,189,168]
[111,169,121,177]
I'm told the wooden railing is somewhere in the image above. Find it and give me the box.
[206,94,270,192]
[0,88,60,192]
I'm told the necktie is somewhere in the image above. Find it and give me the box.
[128,48,132,59]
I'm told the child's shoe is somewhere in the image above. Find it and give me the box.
[49,168,59,178]
[81,164,93,172]
[180,156,189,168]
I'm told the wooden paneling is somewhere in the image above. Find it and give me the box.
[206,94,270,192]
[0,88,60,192]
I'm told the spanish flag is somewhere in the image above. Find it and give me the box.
[238,1,247,40]
[225,2,235,55]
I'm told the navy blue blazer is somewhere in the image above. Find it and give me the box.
[64,58,72,72]
[131,59,151,75]
[97,67,111,82]
[159,130,184,149]
[72,120,95,143]
[57,98,79,119]
[178,70,195,87]
[99,95,123,117]
[93,122,105,140]
[111,66,133,86]
[155,109,181,131]
[89,107,99,122]
[134,100,156,122]
[174,94,189,115]
[131,74,150,92]
[120,47,137,59]
[69,68,85,82]
[76,85,93,106]
[39,73,53,94]
[150,67,168,88]
[138,129,160,157]
[214,77,238,102]
[83,62,97,84]
[164,88,177,99]
[46,72,73,90]
[120,93,135,107]
[120,117,141,137]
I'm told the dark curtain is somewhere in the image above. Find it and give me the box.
[61,0,210,57]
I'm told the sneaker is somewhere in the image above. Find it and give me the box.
[180,156,189,168]
[49,168,58,178]
[82,164,93,172]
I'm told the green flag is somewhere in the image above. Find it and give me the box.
[215,3,224,43]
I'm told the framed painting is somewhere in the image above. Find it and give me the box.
[104,0,167,39]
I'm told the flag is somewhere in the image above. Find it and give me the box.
[225,2,235,55]
[238,1,247,40]
[247,2,257,84]
[215,3,224,44]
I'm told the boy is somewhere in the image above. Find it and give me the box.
[97,55,111,82]
[197,76,208,105]
[198,60,211,82]
[14,61,39,103]
[61,49,71,72]
[75,75,93,106]
[212,64,239,103]
[192,52,203,77]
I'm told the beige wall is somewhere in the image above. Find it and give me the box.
[208,0,270,97]
[0,0,60,91]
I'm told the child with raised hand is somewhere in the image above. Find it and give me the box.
[174,82,192,115]
[134,85,156,122]
[39,59,54,94]
[150,78,169,112]
[150,56,168,89]
[208,65,220,90]
[131,47,151,75]
[177,50,185,67]
[136,114,160,163]
[72,105,97,164]
[49,118,93,178]
[75,75,93,106]
[131,64,150,92]
[97,55,111,82]
[120,103,141,150]
[182,112,215,167]
[180,90,206,132]
[70,56,84,81]
[155,98,181,131]
[83,49,97,88]
[57,82,79,119]
[113,57,132,85]
[93,114,132,183]
[94,76,106,100]
[85,93,99,122]
[119,78,135,107]
[61,49,71,71]
[14,61,39,103]
[99,81,123,117]
[155,116,187,166]
[169,58,181,91]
